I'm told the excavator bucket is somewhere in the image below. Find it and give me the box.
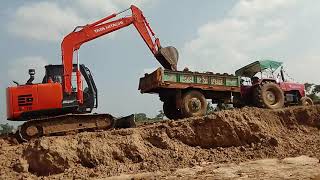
[155,46,179,71]
[113,114,136,128]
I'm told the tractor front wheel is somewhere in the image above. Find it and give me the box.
[300,96,313,106]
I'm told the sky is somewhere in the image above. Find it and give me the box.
[1,0,319,124]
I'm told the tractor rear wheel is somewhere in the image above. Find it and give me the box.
[300,96,313,106]
[181,90,207,117]
[163,100,182,120]
[253,82,284,109]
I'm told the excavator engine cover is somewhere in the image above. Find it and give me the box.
[155,46,179,70]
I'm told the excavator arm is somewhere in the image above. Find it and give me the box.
[61,5,178,104]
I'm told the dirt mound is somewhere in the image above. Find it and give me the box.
[0,134,19,147]
[0,105,319,179]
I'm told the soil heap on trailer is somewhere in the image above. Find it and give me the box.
[5,5,178,141]
[139,60,312,119]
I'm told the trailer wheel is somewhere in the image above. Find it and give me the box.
[163,100,181,120]
[300,96,313,106]
[253,82,284,109]
[181,90,207,117]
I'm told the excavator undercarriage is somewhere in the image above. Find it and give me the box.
[17,114,135,141]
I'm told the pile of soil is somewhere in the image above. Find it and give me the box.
[0,105,319,179]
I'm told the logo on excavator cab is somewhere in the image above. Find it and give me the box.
[18,94,33,106]
[94,21,124,33]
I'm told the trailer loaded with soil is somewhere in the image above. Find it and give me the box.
[139,60,312,119]
[139,68,241,119]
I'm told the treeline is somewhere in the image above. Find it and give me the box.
[304,83,320,103]
[134,110,165,122]
[0,123,14,135]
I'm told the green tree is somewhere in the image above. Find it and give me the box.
[304,83,320,101]
[0,123,14,135]
[154,110,164,120]
[304,83,313,93]
[312,85,320,94]
[134,113,148,122]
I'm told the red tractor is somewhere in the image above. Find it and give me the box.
[234,60,313,109]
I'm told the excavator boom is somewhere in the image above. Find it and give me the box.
[61,5,178,104]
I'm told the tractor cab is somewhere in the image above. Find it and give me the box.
[236,60,283,85]
[235,60,312,109]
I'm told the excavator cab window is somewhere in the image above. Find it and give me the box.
[82,76,89,93]
[43,65,64,84]
[71,72,78,92]
[79,64,98,110]
[42,64,97,111]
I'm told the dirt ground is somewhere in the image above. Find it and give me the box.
[0,105,319,179]
[105,156,320,179]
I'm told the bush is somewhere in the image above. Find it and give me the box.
[0,123,14,135]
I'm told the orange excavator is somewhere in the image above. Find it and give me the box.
[6,5,178,141]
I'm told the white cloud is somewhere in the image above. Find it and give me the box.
[76,0,154,17]
[8,0,156,42]
[230,0,297,18]
[8,2,84,42]
[180,0,320,84]
[7,56,48,84]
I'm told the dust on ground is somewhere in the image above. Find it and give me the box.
[0,105,319,179]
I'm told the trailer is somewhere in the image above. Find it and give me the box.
[138,68,241,119]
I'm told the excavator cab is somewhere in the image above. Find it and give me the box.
[42,64,98,113]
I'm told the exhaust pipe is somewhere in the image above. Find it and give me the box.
[26,69,35,85]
